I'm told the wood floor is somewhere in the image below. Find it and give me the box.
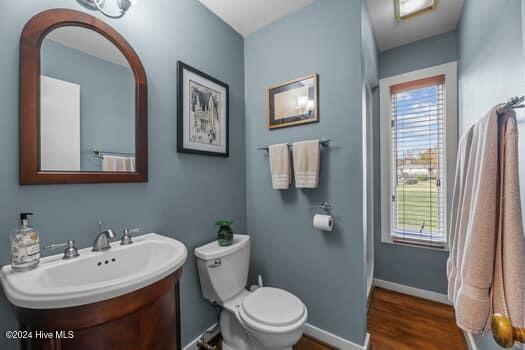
[206,287,467,350]
[293,334,337,350]
[208,333,335,350]
[368,288,467,350]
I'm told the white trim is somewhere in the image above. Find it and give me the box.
[183,336,200,350]
[363,82,375,302]
[373,278,452,305]
[182,323,219,350]
[304,323,370,350]
[183,322,369,350]
[379,61,458,251]
[182,336,199,350]
[364,333,371,350]
[463,331,478,350]
[462,332,524,350]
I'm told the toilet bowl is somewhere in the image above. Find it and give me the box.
[195,235,307,350]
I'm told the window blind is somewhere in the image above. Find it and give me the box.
[390,75,446,245]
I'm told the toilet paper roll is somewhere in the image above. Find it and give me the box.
[313,214,333,232]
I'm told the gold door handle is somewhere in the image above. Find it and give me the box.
[492,314,525,348]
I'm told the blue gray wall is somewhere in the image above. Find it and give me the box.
[245,0,368,345]
[374,31,457,294]
[41,40,135,171]
[0,0,245,348]
[457,0,524,348]
[362,1,379,86]
[379,31,458,78]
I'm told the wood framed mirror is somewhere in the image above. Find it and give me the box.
[19,9,147,185]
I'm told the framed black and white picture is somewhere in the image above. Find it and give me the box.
[268,74,318,129]
[177,61,229,157]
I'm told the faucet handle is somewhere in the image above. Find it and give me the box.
[44,240,80,260]
[44,242,67,250]
[121,228,140,245]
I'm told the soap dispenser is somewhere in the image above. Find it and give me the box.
[10,213,40,272]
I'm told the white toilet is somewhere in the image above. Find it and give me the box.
[195,235,307,350]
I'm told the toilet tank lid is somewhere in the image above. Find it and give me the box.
[194,234,250,260]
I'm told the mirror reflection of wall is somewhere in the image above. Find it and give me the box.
[40,26,135,172]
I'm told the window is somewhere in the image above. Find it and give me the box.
[395,0,438,21]
[391,76,445,243]
[380,63,457,249]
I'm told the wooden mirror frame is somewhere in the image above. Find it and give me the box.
[20,9,148,185]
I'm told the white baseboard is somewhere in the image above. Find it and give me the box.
[183,322,369,350]
[364,333,371,350]
[183,323,219,350]
[373,278,452,305]
[183,337,199,350]
[304,323,370,350]
[463,331,478,350]
[463,331,524,350]
[182,335,200,350]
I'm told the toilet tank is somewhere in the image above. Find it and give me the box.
[194,235,250,304]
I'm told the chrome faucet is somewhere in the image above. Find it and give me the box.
[92,222,116,252]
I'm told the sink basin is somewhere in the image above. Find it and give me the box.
[0,233,187,309]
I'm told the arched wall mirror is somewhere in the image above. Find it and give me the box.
[19,9,148,185]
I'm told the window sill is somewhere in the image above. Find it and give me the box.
[382,234,449,252]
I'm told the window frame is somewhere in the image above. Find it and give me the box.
[379,62,458,250]
[395,0,438,21]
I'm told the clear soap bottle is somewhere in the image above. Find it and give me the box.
[10,213,40,272]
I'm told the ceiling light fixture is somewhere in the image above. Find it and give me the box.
[77,0,138,19]
[395,0,438,21]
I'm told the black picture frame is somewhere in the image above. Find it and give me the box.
[177,61,229,157]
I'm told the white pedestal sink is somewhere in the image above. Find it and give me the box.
[0,233,187,309]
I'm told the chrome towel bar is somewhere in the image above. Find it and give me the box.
[257,138,331,151]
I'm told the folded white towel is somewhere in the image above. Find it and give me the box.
[293,139,320,188]
[102,155,136,172]
[269,143,291,190]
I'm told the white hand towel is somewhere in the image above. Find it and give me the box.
[269,143,291,190]
[102,155,136,172]
[293,139,320,188]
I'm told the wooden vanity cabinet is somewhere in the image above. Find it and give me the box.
[16,269,182,350]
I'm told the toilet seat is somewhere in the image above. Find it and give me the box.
[238,287,307,333]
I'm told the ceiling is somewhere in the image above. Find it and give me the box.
[197,0,463,48]
[366,0,464,52]
[197,0,315,37]
[46,27,130,67]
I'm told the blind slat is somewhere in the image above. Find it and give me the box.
[391,79,446,241]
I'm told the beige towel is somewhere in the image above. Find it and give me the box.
[447,124,475,305]
[293,139,320,188]
[269,143,291,190]
[492,112,525,332]
[447,105,525,334]
[102,155,136,172]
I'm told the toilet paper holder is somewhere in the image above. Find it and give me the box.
[311,202,333,211]
[312,203,334,232]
